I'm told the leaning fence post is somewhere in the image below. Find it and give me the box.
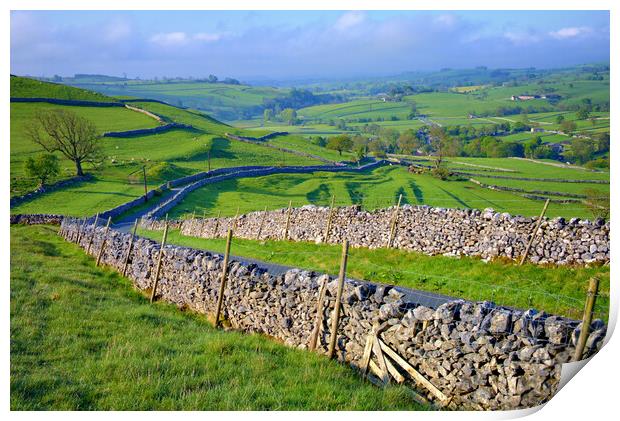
[387,194,403,248]
[309,277,329,350]
[149,222,169,303]
[214,229,234,328]
[96,216,112,267]
[574,277,600,361]
[327,239,350,359]
[284,200,293,240]
[519,199,550,265]
[213,210,221,237]
[323,195,336,243]
[256,205,268,240]
[86,213,100,254]
[122,219,139,276]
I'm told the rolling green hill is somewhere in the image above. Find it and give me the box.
[63,80,286,120]
[11,75,117,102]
[10,77,322,214]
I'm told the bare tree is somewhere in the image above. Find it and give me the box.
[26,109,102,176]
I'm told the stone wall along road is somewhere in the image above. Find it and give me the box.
[59,218,607,410]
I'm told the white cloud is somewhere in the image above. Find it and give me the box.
[549,26,592,40]
[334,11,365,31]
[193,32,222,42]
[503,31,541,45]
[149,32,188,47]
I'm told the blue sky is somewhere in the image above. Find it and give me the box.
[10,10,610,81]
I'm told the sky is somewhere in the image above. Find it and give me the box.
[10,10,610,82]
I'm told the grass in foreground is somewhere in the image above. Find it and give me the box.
[137,228,610,321]
[10,224,423,410]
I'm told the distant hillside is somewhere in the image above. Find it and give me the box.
[10,75,117,102]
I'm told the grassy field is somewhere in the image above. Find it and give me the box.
[10,77,323,214]
[10,102,161,196]
[11,131,322,216]
[266,134,356,162]
[136,228,609,321]
[11,75,116,102]
[165,164,606,220]
[66,80,285,120]
[11,224,422,410]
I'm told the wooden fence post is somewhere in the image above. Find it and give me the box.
[323,195,336,243]
[96,216,112,267]
[387,194,403,248]
[213,210,221,237]
[86,213,99,254]
[149,222,169,303]
[122,219,139,276]
[327,240,349,359]
[76,217,87,244]
[574,277,600,361]
[519,199,550,265]
[308,278,329,350]
[256,205,268,240]
[214,229,234,328]
[189,210,196,235]
[284,200,293,240]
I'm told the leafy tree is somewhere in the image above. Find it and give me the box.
[524,136,543,158]
[263,109,273,123]
[397,129,421,155]
[311,136,327,147]
[24,153,60,188]
[326,134,353,156]
[594,132,610,153]
[407,102,418,120]
[555,115,565,124]
[576,108,590,120]
[496,142,524,158]
[463,138,483,157]
[567,138,595,164]
[279,108,297,125]
[368,138,388,158]
[207,74,218,83]
[559,120,577,134]
[26,110,102,176]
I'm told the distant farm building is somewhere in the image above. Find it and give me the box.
[530,127,545,133]
[511,94,561,101]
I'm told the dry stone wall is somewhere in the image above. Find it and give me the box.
[58,218,607,410]
[10,214,64,225]
[144,204,609,266]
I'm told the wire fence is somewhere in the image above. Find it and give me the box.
[65,216,609,351]
[136,208,609,324]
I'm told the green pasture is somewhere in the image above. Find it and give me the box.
[165,165,601,220]
[265,134,356,162]
[137,228,609,321]
[67,81,285,120]
[11,76,115,102]
[10,102,160,196]
[11,131,321,216]
[443,157,609,180]
[11,224,421,410]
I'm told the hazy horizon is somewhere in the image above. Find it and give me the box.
[11,10,610,82]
